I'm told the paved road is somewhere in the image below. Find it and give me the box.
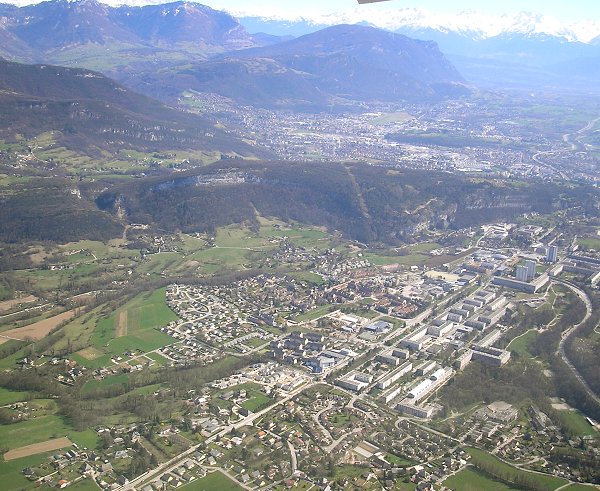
[553,279,600,406]
[287,441,298,474]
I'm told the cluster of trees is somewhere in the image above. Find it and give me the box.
[0,178,123,243]
[439,359,553,412]
[564,289,600,396]
[529,289,584,358]
[548,446,600,483]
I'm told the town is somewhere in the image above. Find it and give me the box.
[2,214,600,491]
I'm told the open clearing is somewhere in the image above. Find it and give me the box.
[4,437,72,461]
[75,346,104,360]
[0,308,79,341]
[0,295,37,313]
[179,470,243,491]
[444,466,522,491]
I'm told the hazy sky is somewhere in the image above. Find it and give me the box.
[202,0,600,22]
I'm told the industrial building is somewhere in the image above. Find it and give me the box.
[478,329,501,348]
[407,379,434,402]
[427,321,455,337]
[516,265,529,282]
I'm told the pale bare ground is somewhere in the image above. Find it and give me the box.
[116,310,127,338]
[4,437,72,460]
[1,308,80,341]
[76,346,104,360]
[0,295,37,313]
[70,292,94,304]
[0,337,9,345]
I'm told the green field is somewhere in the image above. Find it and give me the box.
[90,288,177,356]
[577,237,600,251]
[241,392,272,413]
[557,410,598,437]
[221,382,274,413]
[189,247,250,274]
[64,479,100,490]
[287,271,327,286]
[0,414,98,451]
[82,373,130,395]
[466,447,567,491]
[508,330,538,356]
[294,304,337,322]
[179,471,243,491]
[444,466,524,491]
[0,387,31,406]
[364,251,429,267]
[146,351,170,366]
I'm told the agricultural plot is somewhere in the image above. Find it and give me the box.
[4,437,72,461]
[0,308,79,341]
[0,414,97,451]
[90,288,177,357]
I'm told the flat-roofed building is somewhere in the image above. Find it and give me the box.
[377,361,413,389]
[472,346,511,366]
[336,371,374,392]
[396,401,436,419]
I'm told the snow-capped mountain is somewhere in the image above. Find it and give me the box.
[235,7,600,44]
[235,7,600,91]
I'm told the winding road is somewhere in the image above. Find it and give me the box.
[553,279,600,406]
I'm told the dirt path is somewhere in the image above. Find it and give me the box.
[116,310,128,338]
[4,437,72,460]
[0,308,80,342]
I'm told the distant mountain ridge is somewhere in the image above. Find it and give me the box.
[237,10,600,91]
[0,0,258,65]
[127,24,468,110]
[236,9,600,44]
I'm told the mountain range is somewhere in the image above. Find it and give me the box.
[0,0,597,108]
[237,9,600,91]
[0,0,261,70]
[127,24,467,110]
[0,0,468,109]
